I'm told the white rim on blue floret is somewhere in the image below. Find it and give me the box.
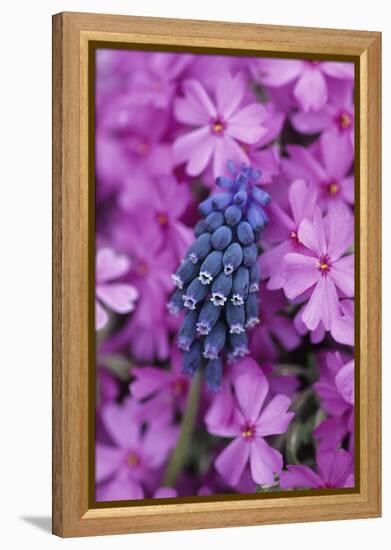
[182,295,197,310]
[229,323,245,334]
[196,322,211,335]
[231,294,244,306]
[171,273,183,289]
[245,316,260,328]
[211,293,227,306]
[199,271,213,285]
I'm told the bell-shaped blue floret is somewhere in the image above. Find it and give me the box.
[182,278,209,310]
[167,288,184,315]
[242,243,258,267]
[194,218,207,237]
[204,211,224,232]
[252,186,271,206]
[223,242,243,275]
[205,358,223,391]
[211,272,232,306]
[187,233,212,264]
[245,292,260,328]
[249,263,260,293]
[199,250,223,285]
[231,266,249,306]
[233,189,247,206]
[196,301,221,335]
[177,309,198,351]
[211,225,232,250]
[198,196,214,217]
[212,192,232,210]
[224,204,242,226]
[172,258,199,289]
[203,322,226,359]
[215,175,234,189]
[247,206,265,233]
[183,341,202,376]
[237,221,255,246]
[226,301,245,334]
[229,332,249,359]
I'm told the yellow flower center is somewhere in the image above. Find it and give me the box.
[327,182,340,196]
[171,379,187,396]
[212,119,225,134]
[241,424,256,440]
[156,211,169,226]
[136,141,149,156]
[339,112,352,129]
[127,452,140,467]
[137,261,149,276]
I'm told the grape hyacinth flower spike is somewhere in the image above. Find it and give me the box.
[169,162,270,391]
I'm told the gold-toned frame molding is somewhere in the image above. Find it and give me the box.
[52,11,381,537]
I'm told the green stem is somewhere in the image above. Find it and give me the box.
[163,369,202,487]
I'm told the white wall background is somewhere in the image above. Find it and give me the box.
[0,0,388,547]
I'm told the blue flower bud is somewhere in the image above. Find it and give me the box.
[242,243,258,267]
[248,167,262,181]
[194,218,207,237]
[183,341,202,376]
[251,186,271,206]
[203,322,226,359]
[211,272,232,306]
[237,221,255,246]
[233,189,247,206]
[215,175,234,189]
[226,301,245,334]
[224,204,242,226]
[182,278,209,310]
[177,309,198,351]
[223,242,243,275]
[229,332,249,359]
[199,250,223,285]
[172,258,199,289]
[211,225,232,250]
[249,263,260,293]
[167,288,184,315]
[231,266,249,306]
[197,301,221,335]
[227,160,237,176]
[187,233,212,264]
[256,204,269,225]
[204,211,224,232]
[245,292,260,328]
[247,206,265,233]
[212,192,232,210]
[198,197,214,217]
[205,358,223,391]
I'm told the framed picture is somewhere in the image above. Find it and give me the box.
[52,12,381,537]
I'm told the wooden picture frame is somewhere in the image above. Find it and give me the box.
[52,11,381,537]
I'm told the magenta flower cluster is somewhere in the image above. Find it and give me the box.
[95,50,355,501]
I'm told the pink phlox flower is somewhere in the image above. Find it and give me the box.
[282,204,354,332]
[131,345,190,420]
[209,370,294,487]
[283,143,353,212]
[130,176,194,262]
[292,79,354,163]
[95,248,138,330]
[254,58,353,112]
[125,52,194,109]
[280,448,354,489]
[249,285,301,361]
[260,178,318,290]
[96,397,178,501]
[173,72,268,178]
[100,223,176,361]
